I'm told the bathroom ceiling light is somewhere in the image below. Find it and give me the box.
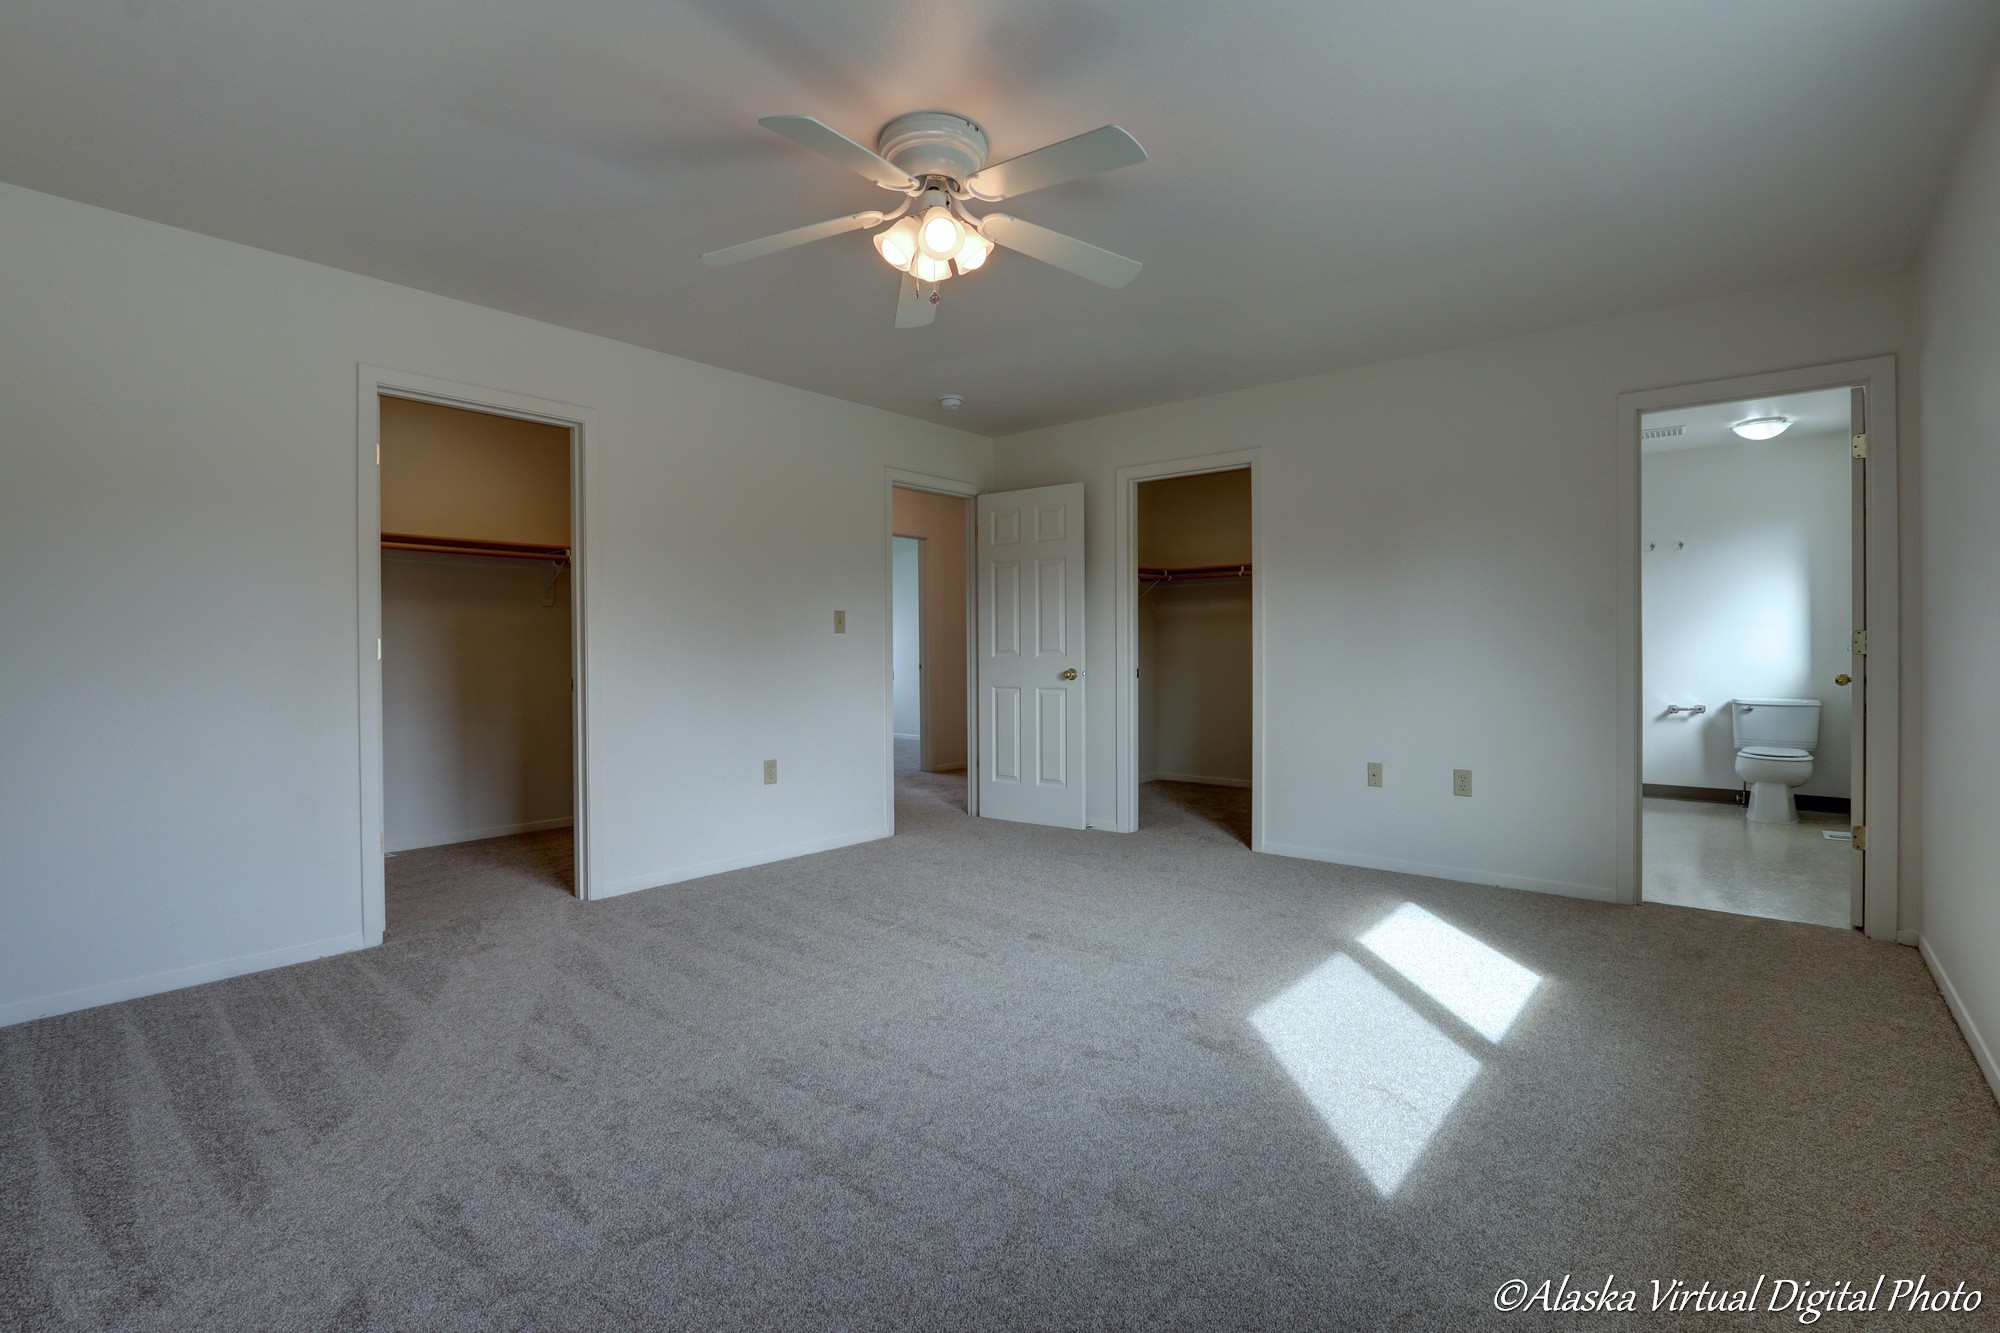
[1731,416,1793,441]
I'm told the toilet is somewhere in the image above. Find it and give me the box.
[1731,697,1821,824]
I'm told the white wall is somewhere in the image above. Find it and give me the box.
[891,537,921,739]
[382,555,575,853]
[1913,63,2000,1097]
[1642,434,1852,796]
[994,269,1908,899]
[0,181,989,1025]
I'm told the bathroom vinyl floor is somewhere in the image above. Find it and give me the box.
[1642,797,1853,929]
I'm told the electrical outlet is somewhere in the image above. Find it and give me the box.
[834,610,846,634]
[1453,768,1473,797]
[1367,762,1384,788]
[763,759,778,785]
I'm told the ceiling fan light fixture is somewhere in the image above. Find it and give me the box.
[1731,416,1793,440]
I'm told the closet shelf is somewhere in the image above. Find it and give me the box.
[381,531,570,564]
[1139,563,1251,586]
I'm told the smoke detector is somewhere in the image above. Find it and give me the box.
[937,394,965,411]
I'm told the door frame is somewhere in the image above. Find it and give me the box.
[885,470,980,827]
[1615,355,1898,940]
[1113,449,1264,846]
[356,365,599,939]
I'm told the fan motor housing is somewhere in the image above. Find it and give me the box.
[877,112,989,184]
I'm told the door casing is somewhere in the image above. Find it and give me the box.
[1113,450,1264,844]
[1615,356,1899,940]
[356,365,598,936]
[885,470,980,827]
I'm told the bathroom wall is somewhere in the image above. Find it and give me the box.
[1138,471,1253,787]
[1642,432,1853,797]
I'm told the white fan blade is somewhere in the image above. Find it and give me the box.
[964,125,1146,201]
[895,275,936,328]
[759,115,916,191]
[978,214,1141,289]
[700,210,885,268]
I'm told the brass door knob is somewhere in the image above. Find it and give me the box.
[1835,674,1852,686]
[1060,668,1079,681]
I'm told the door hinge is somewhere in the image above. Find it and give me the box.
[1851,432,1868,459]
[1851,629,1867,655]
[377,637,382,661]
[375,441,381,465]
[1851,826,1866,852]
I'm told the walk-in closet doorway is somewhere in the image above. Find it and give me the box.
[356,368,594,942]
[1114,450,1264,845]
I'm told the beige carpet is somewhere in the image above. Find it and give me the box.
[3,776,1995,1329]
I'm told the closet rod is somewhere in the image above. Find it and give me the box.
[381,531,570,563]
[1138,563,1251,585]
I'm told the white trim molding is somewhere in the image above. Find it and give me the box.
[1615,357,1900,941]
[1919,936,2000,1103]
[0,933,371,1029]
[600,826,890,898]
[1261,841,1617,903]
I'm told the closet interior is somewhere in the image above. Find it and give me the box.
[1137,470,1252,821]
[379,396,575,894]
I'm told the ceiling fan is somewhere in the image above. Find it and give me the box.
[700,111,1148,327]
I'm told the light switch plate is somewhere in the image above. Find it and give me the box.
[834,610,846,634]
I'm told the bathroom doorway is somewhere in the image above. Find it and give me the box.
[1634,385,1862,929]
[887,480,974,827]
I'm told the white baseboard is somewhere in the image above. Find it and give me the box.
[387,816,573,854]
[1260,840,1617,903]
[0,931,372,1029]
[1918,935,2000,1104]
[599,826,891,899]
[933,762,967,773]
[1142,772,1252,789]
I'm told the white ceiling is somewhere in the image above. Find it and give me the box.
[2,2,1994,436]
[1641,387,1852,453]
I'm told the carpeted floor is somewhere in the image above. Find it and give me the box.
[4,776,1997,1330]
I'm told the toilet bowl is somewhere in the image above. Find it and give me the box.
[1730,698,1821,825]
[1734,747,1814,823]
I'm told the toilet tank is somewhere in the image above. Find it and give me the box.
[1731,698,1821,751]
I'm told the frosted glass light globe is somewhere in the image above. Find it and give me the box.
[917,207,962,260]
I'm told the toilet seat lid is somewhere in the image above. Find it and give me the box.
[1740,746,1811,760]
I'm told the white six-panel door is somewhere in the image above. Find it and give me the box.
[977,484,1086,828]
